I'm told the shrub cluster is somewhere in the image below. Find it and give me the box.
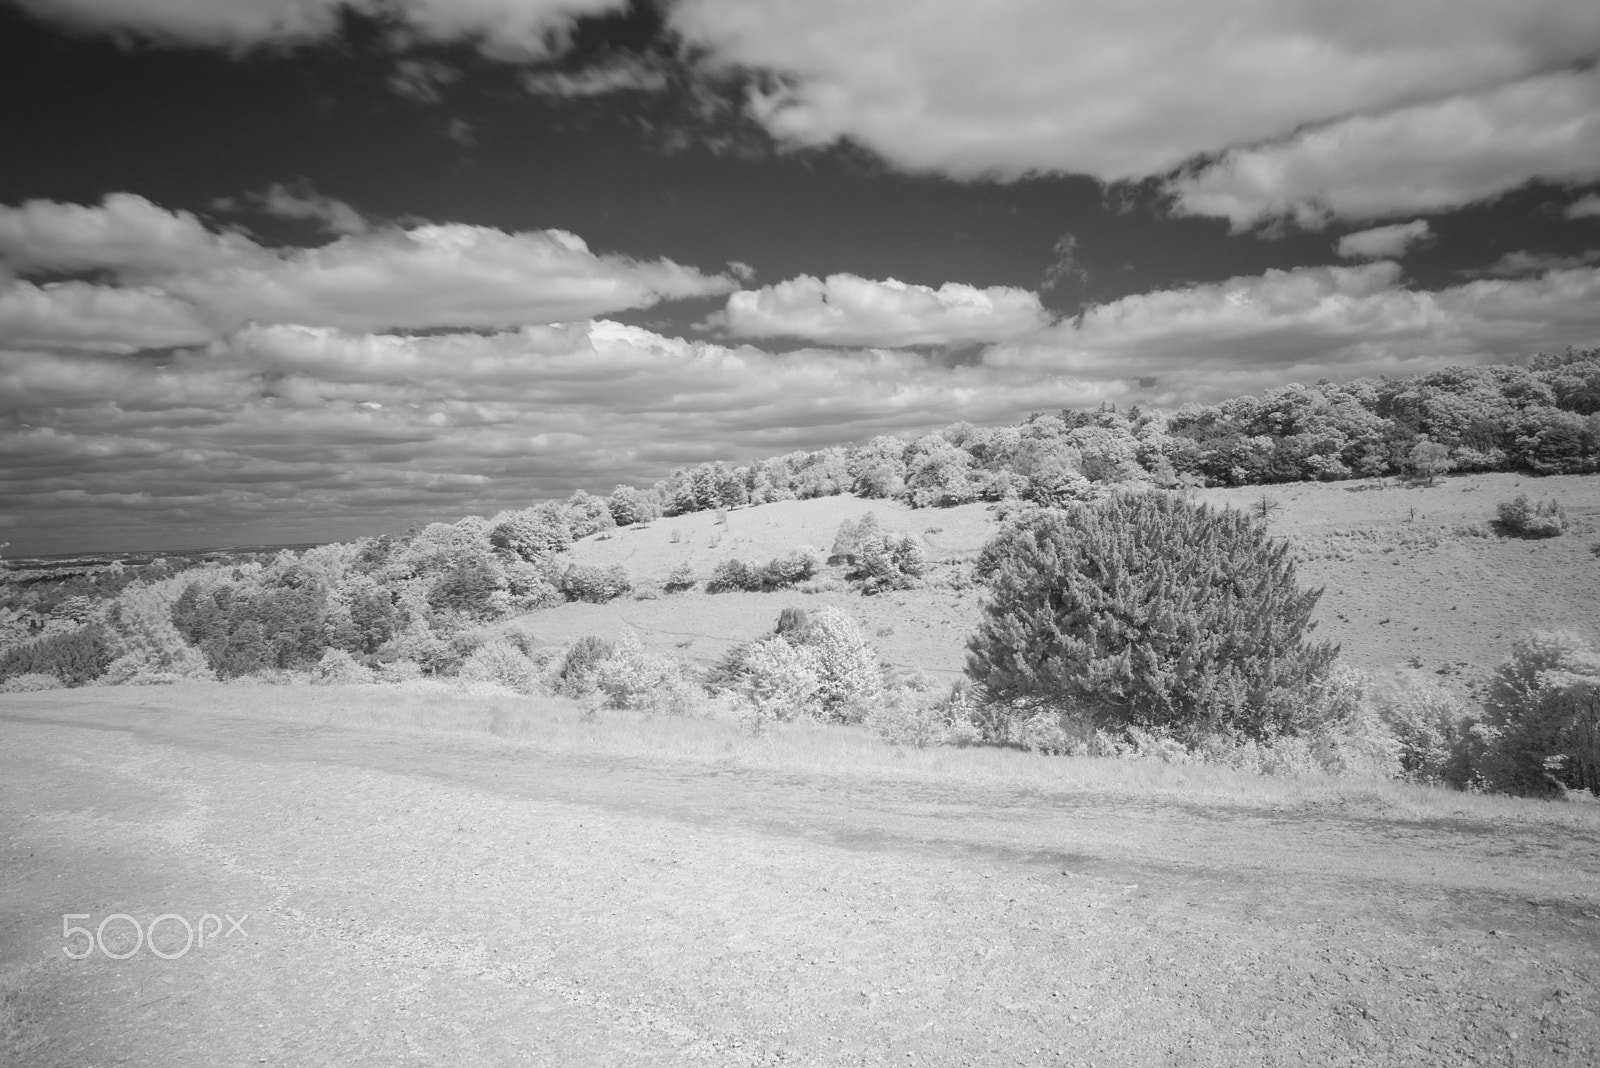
[1495,494,1567,538]
[724,606,884,728]
[706,549,821,593]
[0,624,113,687]
[557,564,633,603]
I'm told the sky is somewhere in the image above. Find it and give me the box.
[1,0,1599,555]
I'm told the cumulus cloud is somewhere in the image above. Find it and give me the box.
[1569,194,1600,219]
[0,193,255,274]
[11,0,628,54]
[1336,221,1432,260]
[1170,66,1600,229]
[985,260,1600,401]
[1471,249,1600,277]
[668,1,1600,182]
[708,274,1051,347]
[0,194,735,332]
[214,182,369,236]
[9,253,1600,553]
[0,280,212,354]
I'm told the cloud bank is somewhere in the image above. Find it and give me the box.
[708,274,1051,347]
[6,196,1600,552]
[0,194,734,332]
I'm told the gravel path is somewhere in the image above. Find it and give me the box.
[4,692,1599,1066]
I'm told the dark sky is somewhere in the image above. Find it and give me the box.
[2,0,1598,554]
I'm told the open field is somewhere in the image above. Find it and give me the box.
[523,472,1600,691]
[4,684,1600,1066]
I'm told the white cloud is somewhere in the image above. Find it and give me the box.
[1336,221,1432,260]
[708,274,1051,347]
[669,1,1600,182]
[1472,249,1600,277]
[8,257,1600,552]
[1569,194,1600,219]
[0,280,212,353]
[0,194,735,332]
[12,0,628,54]
[986,260,1600,398]
[0,193,255,274]
[1171,66,1600,229]
[216,183,369,236]
[520,59,670,97]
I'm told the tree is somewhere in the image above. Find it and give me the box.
[967,493,1337,739]
[1408,440,1454,484]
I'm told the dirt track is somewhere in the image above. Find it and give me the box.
[4,691,1600,1067]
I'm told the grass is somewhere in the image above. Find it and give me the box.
[104,681,1600,833]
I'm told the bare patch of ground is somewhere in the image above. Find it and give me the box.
[4,687,1599,1066]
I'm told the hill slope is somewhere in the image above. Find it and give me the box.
[512,472,1600,691]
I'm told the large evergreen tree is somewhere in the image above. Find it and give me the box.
[966,493,1337,738]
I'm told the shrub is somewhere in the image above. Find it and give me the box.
[850,532,930,594]
[774,605,811,637]
[738,636,823,726]
[707,558,761,593]
[458,638,541,695]
[0,672,64,693]
[1495,494,1566,538]
[313,648,376,685]
[1370,672,1474,784]
[829,513,881,564]
[966,493,1337,740]
[594,634,701,716]
[863,677,952,748]
[663,562,696,593]
[558,564,633,603]
[1469,631,1600,796]
[758,548,821,589]
[793,606,884,723]
[552,635,615,696]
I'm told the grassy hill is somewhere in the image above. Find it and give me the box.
[514,472,1600,695]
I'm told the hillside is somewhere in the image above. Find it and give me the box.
[521,472,1600,693]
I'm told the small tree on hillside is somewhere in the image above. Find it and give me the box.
[966,493,1337,739]
[1408,439,1454,484]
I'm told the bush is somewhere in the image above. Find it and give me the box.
[1370,672,1474,784]
[707,559,761,593]
[558,564,633,603]
[552,635,615,696]
[313,648,376,685]
[794,606,884,723]
[458,639,541,695]
[774,605,811,637]
[850,532,930,594]
[1495,494,1566,538]
[829,513,881,564]
[758,548,821,589]
[663,562,696,593]
[0,672,64,693]
[1468,631,1600,796]
[738,636,823,726]
[594,634,701,716]
[862,676,952,748]
[967,493,1337,740]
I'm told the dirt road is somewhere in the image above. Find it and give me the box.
[3,691,1599,1066]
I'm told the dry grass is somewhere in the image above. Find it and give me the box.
[111,682,1600,833]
